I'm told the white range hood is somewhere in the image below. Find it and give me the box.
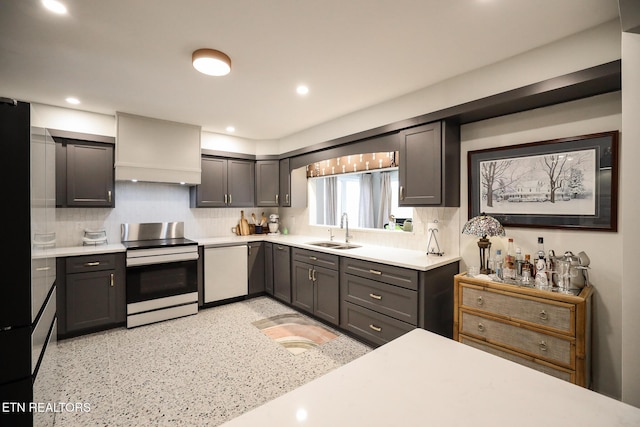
[115,112,201,185]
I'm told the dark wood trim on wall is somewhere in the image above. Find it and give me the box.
[282,60,621,162]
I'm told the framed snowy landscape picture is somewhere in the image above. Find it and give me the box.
[468,131,619,231]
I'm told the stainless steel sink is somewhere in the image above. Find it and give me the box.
[307,241,344,248]
[307,241,361,250]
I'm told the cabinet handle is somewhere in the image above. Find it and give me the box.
[539,341,548,352]
[110,273,114,287]
[369,269,382,275]
[308,268,313,281]
[228,194,232,204]
[369,293,382,300]
[35,267,51,271]
[309,256,317,261]
[248,245,252,256]
[286,194,289,204]
[84,262,100,267]
[312,269,317,282]
[108,190,112,203]
[276,194,279,204]
[369,324,382,332]
[400,186,405,201]
[477,323,485,332]
[538,310,548,320]
[476,296,484,306]
[277,246,285,250]
[224,194,228,204]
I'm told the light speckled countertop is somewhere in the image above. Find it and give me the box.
[48,234,459,271]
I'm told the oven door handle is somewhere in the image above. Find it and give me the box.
[126,252,199,267]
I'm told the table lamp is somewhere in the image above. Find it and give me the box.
[462,213,505,274]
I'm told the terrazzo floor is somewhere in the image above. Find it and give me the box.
[53,297,372,426]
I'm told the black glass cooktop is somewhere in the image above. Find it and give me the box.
[122,238,198,250]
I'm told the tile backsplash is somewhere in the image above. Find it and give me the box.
[54,181,459,256]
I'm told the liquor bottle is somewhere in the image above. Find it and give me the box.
[494,249,503,279]
[515,247,524,279]
[521,254,533,284]
[535,237,548,288]
[504,238,516,280]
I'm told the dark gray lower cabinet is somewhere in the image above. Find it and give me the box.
[265,242,274,295]
[340,257,459,346]
[292,248,340,326]
[248,242,265,295]
[273,244,291,303]
[57,253,125,337]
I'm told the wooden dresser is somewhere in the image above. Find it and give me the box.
[453,273,593,387]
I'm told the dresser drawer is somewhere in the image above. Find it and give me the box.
[342,273,417,325]
[341,301,415,347]
[341,257,418,290]
[461,285,574,334]
[66,253,117,274]
[460,336,574,383]
[460,311,573,367]
[292,248,339,270]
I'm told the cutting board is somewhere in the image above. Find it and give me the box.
[240,210,250,236]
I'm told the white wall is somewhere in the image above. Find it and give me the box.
[31,103,116,137]
[459,91,622,399]
[621,31,640,407]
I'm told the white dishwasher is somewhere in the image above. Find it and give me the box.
[204,245,248,303]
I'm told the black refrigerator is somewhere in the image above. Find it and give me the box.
[0,98,58,427]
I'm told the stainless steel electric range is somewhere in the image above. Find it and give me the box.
[121,222,199,328]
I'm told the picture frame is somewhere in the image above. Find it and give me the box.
[467,131,619,231]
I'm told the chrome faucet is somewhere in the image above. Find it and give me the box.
[340,212,352,243]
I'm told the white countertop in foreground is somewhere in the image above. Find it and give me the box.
[197,234,459,271]
[221,328,640,427]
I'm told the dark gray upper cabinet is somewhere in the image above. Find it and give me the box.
[279,158,291,207]
[398,120,459,207]
[55,138,115,207]
[255,160,280,207]
[191,156,255,207]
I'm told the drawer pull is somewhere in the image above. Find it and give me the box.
[369,269,382,275]
[35,267,51,271]
[308,268,313,281]
[538,310,548,320]
[84,262,100,267]
[477,323,485,332]
[309,256,317,261]
[539,341,548,352]
[476,296,484,306]
[110,273,114,287]
[369,324,382,332]
[277,246,285,250]
[369,293,382,300]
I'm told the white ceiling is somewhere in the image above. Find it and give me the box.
[0,0,620,141]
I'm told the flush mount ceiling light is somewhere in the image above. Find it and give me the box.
[42,0,68,14]
[192,49,231,76]
[65,97,80,105]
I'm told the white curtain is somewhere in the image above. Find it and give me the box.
[324,176,337,225]
[377,171,392,229]
[359,173,374,228]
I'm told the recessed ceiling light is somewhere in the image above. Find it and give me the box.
[192,49,231,76]
[42,0,68,15]
[226,126,235,133]
[296,85,309,95]
[65,97,80,105]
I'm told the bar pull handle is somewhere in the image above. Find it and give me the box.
[248,245,252,256]
[277,246,285,250]
[108,190,112,203]
[308,268,313,281]
[228,194,232,204]
[312,269,317,282]
[35,267,51,271]
[369,269,382,275]
[309,256,317,261]
[84,262,100,267]
[369,324,382,332]
[224,194,228,204]
[110,273,114,287]
[286,194,289,204]
[369,293,382,300]
[276,194,279,204]
[400,186,405,201]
